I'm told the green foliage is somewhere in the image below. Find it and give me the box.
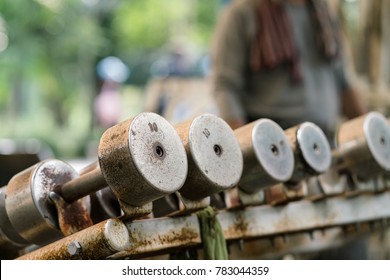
[0,0,219,158]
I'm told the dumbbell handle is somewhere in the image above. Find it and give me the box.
[57,166,107,204]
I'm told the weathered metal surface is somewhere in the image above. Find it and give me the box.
[17,218,130,260]
[0,187,28,259]
[92,187,122,220]
[284,122,331,184]
[5,159,78,245]
[219,191,390,240]
[173,193,210,215]
[336,112,390,179]
[228,227,369,260]
[175,114,243,201]
[49,192,93,236]
[235,119,294,194]
[98,112,188,207]
[264,182,307,206]
[112,214,201,259]
[58,167,107,204]
[17,190,390,259]
[0,186,28,245]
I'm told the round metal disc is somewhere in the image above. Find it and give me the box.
[364,112,390,171]
[104,219,130,252]
[129,112,188,194]
[32,160,79,229]
[189,114,243,189]
[252,119,294,182]
[297,122,331,173]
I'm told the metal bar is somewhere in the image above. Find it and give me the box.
[111,215,201,259]
[18,191,390,259]
[17,218,130,260]
[58,166,107,204]
[218,192,390,240]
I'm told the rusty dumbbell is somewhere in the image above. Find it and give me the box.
[314,112,390,197]
[234,119,295,196]
[0,159,80,259]
[175,114,243,201]
[264,122,331,204]
[0,112,188,258]
[82,114,243,218]
[335,112,390,178]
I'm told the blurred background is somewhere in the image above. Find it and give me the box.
[0,0,390,163]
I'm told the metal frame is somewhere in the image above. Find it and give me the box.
[18,190,390,260]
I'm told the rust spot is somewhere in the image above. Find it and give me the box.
[225,213,249,239]
[157,227,198,244]
[51,193,93,237]
[110,133,120,141]
[125,225,199,256]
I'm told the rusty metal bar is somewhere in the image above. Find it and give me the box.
[218,192,390,240]
[111,215,202,259]
[58,166,107,204]
[124,191,390,259]
[17,218,130,260]
[19,190,390,259]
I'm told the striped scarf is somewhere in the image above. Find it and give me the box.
[250,0,341,82]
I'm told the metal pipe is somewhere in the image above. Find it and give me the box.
[17,218,130,260]
[57,166,107,204]
[18,191,390,260]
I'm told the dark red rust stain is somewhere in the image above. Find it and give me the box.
[52,197,93,236]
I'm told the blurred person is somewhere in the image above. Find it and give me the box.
[210,0,369,259]
[94,56,130,128]
[210,0,367,141]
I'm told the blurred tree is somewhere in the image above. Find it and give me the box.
[0,0,219,157]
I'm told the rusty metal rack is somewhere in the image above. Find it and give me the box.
[2,111,390,260]
[14,188,390,260]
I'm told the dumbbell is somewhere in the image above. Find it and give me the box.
[315,112,390,197]
[335,112,390,179]
[234,119,295,206]
[284,122,331,185]
[175,114,243,203]
[0,112,188,257]
[87,114,243,217]
[234,119,295,196]
[0,159,80,259]
[260,122,332,205]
